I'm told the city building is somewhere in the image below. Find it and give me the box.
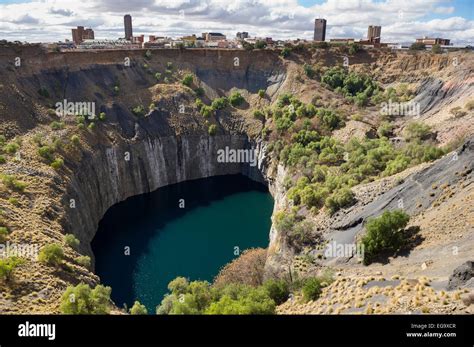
[236,32,249,39]
[329,38,355,44]
[71,26,94,44]
[124,14,133,41]
[133,35,144,44]
[77,39,140,50]
[202,32,226,41]
[416,37,450,46]
[367,25,381,43]
[313,18,327,41]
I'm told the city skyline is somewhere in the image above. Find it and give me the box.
[0,0,473,44]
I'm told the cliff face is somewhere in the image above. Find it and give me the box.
[63,135,271,260]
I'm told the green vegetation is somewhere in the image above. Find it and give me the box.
[182,74,194,87]
[410,42,426,51]
[50,158,64,170]
[50,121,64,130]
[431,44,442,54]
[38,87,50,98]
[0,155,5,164]
[360,210,410,265]
[200,105,214,118]
[208,124,217,136]
[8,197,19,206]
[113,85,120,95]
[87,122,96,130]
[253,109,265,121]
[211,97,228,110]
[348,43,361,55]
[229,91,245,107]
[302,277,322,302]
[71,135,80,146]
[280,47,291,58]
[60,283,112,314]
[3,142,19,154]
[321,67,379,106]
[38,145,54,162]
[144,50,152,59]
[303,64,316,79]
[258,89,266,98]
[154,72,162,81]
[98,112,106,121]
[403,121,433,142]
[1,174,27,192]
[75,256,91,268]
[132,105,146,117]
[38,243,64,267]
[255,40,267,49]
[0,226,9,242]
[64,234,80,249]
[377,121,394,138]
[0,257,24,282]
[130,301,148,315]
[262,279,290,305]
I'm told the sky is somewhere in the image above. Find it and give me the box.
[0,0,473,44]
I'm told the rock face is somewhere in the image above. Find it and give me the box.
[62,134,272,262]
[448,261,474,290]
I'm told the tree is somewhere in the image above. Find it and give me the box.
[360,210,410,265]
[263,279,290,305]
[302,277,322,302]
[60,283,112,314]
[38,243,64,266]
[410,42,426,51]
[130,301,148,315]
[214,248,267,287]
[0,257,24,282]
[255,40,267,49]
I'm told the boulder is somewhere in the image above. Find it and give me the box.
[447,261,474,290]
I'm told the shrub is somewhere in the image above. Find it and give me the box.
[0,257,24,282]
[194,87,205,97]
[348,43,361,55]
[38,145,54,162]
[132,105,145,117]
[253,110,265,120]
[60,283,112,314]
[410,42,426,50]
[50,158,64,170]
[0,155,5,164]
[113,85,120,94]
[98,112,106,121]
[154,72,162,80]
[214,248,267,287]
[263,279,290,305]
[182,74,194,87]
[360,210,410,265]
[130,301,148,315]
[75,256,91,268]
[208,124,217,136]
[274,211,296,234]
[8,197,19,206]
[0,135,6,146]
[465,100,474,111]
[303,64,316,78]
[317,108,343,131]
[211,97,228,110]
[1,174,27,192]
[50,121,64,130]
[431,44,442,54]
[325,188,355,215]
[71,135,80,146]
[64,234,80,249]
[258,89,265,98]
[280,47,291,58]
[38,243,64,266]
[450,106,467,118]
[229,91,244,107]
[166,62,173,69]
[38,88,50,98]
[302,277,322,302]
[200,105,214,118]
[144,50,152,59]
[377,121,394,138]
[0,226,9,242]
[3,143,19,154]
[404,122,432,142]
[87,122,96,130]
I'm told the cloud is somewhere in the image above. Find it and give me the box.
[49,8,74,17]
[0,0,472,44]
[10,14,40,25]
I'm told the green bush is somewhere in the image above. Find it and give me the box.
[182,74,194,87]
[200,105,214,118]
[317,108,343,131]
[3,143,19,154]
[280,47,291,58]
[410,42,426,51]
[258,89,265,98]
[99,112,106,121]
[71,135,80,146]
[325,187,355,215]
[0,256,24,282]
[404,122,432,142]
[8,197,19,206]
[38,145,55,162]
[302,277,322,302]
[64,234,80,249]
[113,85,120,94]
[38,243,64,266]
[263,279,290,305]
[274,211,296,234]
[303,64,316,78]
[208,124,217,136]
[253,110,265,120]
[75,256,91,268]
[0,226,9,242]
[377,121,394,138]
[132,105,145,117]
[87,122,96,130]
[0,155,5,164]
[1,174,27,192]
[431,44,442,54]
[194,87,205,97]
[130,301,148,315]
[60,283,112,314]
[50,121,64,130]
[50,158,64,170]
[211,97,228,110]
[154,72,162,80]
[38,88,50,98]
[229,91,244,107]
[360,210,410,265]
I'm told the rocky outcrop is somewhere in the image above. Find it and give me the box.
[448,261,474,290]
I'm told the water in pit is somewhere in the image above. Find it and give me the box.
[91,174,273,313]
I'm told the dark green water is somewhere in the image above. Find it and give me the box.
[91,174,273,313]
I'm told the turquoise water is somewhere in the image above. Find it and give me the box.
[91,175,273,313]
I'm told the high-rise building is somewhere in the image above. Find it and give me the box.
[71,26,94,44]
[314,19,327,41]
[124,14,133,41]
[367,25,382,43]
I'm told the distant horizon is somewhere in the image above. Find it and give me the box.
[0,0,473,45]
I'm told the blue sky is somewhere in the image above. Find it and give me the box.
[0,0,473,44]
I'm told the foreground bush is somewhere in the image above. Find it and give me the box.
[130,301,148,315]
[302,277,322,302]
[0,257,24,282]
[360,210,410,265]
[214,248,266,287]
[263,279,290,305]
[38,243,64,266]
[60,283,112,314]
[64,234,80,249]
